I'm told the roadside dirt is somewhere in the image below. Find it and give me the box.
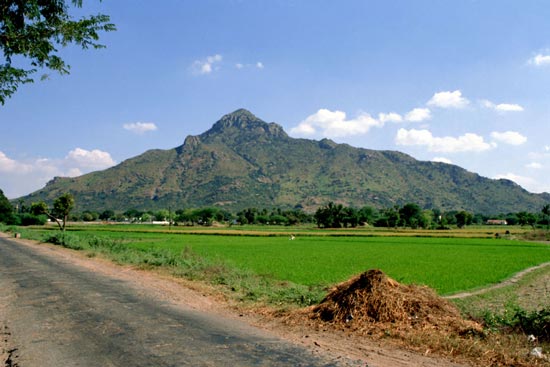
[1,284,18,367]
[1,233,471,366]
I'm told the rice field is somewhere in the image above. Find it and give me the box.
[27,225,550,295]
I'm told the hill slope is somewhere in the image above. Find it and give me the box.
[20,109,550,213]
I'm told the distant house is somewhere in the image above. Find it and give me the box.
[486,219,507,225]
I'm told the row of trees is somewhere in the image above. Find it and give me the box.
[313,202,474,229]
[2,189,550,231]
[86,207,311,227]
[315,202,550,229]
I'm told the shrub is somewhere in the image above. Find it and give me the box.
[482,304,550,341]
[19,213,47,226]
[517,308,550,341]
[43,232,85,250]
[88,236,127,252]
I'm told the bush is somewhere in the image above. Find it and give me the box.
[88,236,127,252]
[19,213,47,226]
[43,232,85,250]
[482,304,550,341]
[0,212,20,225]
[517,308,550,341]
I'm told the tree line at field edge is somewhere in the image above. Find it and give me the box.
[2,190,550,232]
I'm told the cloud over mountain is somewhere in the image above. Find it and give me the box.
[290,109,383,137]
[395,129,494,153]
[123,122,158,134]
[0,149,116,198]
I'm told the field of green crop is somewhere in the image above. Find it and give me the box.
[136,234,550,295]
[17,225,549,296]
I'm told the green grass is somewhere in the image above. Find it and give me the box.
[453,264,550,317]
[4,224,550,300]
[134,234,550,295]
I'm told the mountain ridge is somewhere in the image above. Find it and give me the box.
[20,109,550,214]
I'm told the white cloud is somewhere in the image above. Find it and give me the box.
[404,108,431,122]
[494,103,524,112]
[235,61,265,70]
[395,128,495,153]
[66,168,83,177]
[0,151,32,173]
[494,173,544,193]
[432,157,453,164]
[526,162,543,169]
[65,148,116,170]
[290,121,316,135]
[427,90,469,109]
[490,131,527,146]
[123,122,158,134]
[0,149,116,198]
[529,53,550,66]
[290,109,384,138]
[378,112,403,123]
[481,100,524,112]
[191,54,223,75]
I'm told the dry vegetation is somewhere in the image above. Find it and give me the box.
[275,269,550,366]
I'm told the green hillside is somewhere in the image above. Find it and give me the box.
[19,109,550,213]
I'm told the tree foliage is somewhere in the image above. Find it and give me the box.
[0,0,115,103]
[542,204,550,230]
[314,202,345,228]
[399,203,422,228]
[455,211,473,229]
[0,188,16,223]
[516,211,538,229]
[98,209,114,220]
[31,193,74,231]
[314,202,367,228]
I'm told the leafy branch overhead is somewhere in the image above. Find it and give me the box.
[0,0,116,104]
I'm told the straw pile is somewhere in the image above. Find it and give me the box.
[311,269,481,335]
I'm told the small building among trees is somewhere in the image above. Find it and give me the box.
[486,219,507,225]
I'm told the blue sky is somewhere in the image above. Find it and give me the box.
[1,0,550,199]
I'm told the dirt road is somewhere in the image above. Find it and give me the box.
[0,235,349,367]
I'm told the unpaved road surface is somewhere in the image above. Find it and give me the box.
[0,235,346,367]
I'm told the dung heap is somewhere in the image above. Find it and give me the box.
[311,269,481,335]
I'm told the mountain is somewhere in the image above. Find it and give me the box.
[19,109,550,214]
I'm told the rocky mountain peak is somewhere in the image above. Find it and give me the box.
[202,108,287,140]
[212,109,263,130]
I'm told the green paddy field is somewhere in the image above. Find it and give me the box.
[7,224,549,297]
